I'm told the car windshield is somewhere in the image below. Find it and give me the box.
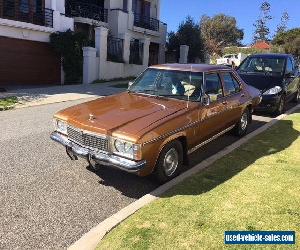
[129,68,204,101]
[239,57,286,76]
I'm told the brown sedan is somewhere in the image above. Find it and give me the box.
[51,64,261,183]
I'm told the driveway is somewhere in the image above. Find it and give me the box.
[0,97,293,249]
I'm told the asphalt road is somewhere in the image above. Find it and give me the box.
[0,99,294,249]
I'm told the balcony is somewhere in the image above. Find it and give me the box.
[65,0,108,23]
[133,13,159,32]
[0,1,53,27]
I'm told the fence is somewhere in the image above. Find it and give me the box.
[129,40,144,65]
[107,37,124,63]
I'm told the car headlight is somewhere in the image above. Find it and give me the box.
[112,138,141,160]
[263,86,282,95]
[54,119,68,135]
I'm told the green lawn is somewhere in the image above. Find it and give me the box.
[0,96,18,110]
[98,111,300,250]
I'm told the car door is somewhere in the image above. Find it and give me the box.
[284,57,298,101]
[196,72,232,142]
[220,71,246,125]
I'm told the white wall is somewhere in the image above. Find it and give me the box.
[100,61,146,80]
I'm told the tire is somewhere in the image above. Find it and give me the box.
[292,87,300,103]
[234,108,250,137]
[154,140,183,183]
[274,95,286,116]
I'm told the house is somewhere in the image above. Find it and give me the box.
[68,0,167,83]
[0,0,167,87]
[252,41,271,50]
[0,0,73,86]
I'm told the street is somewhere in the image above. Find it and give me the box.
[0,98,292,249]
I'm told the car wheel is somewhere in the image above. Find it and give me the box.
[155,140,183,183]
[292,88,300,103]
[234,108,250,137]
[274,96,286,116]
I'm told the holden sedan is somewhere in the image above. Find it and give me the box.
[51,64,261,183]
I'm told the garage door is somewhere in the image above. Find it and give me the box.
[0,36,61,85]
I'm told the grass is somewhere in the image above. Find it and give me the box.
[0,96,18,110]
[98,111,300,250]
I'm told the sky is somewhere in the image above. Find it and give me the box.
[161,0,300,45]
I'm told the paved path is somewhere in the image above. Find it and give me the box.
[0,83,125,109]
[0,98,289,249]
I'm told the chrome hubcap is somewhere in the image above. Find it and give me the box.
[163,148,179,177]
[240,112,248,131]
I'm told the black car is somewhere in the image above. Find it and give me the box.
[237,54,300,115]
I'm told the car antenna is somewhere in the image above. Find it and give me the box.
[187,65,192,109]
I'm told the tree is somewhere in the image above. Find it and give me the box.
[200,14,244,56]
[253,1,272,42]
[276,11,289,35]
[273,28,300,59]
[166,16,205,63]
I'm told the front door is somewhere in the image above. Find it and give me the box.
[197,72,232,142]
[284,57,299,101]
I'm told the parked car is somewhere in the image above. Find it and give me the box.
[51,64,261,183]
[216,53,247,67]
[237,54,300,115]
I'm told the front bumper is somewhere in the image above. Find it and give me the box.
[254,94,281,112]
[50,132,147,173]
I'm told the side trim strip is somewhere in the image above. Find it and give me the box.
[187,125,235,154]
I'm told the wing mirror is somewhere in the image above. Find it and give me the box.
[202,94,211,106]
[285,72,296,79]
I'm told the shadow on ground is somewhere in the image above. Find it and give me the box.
[86,116,273,199]
[163,113,299,197]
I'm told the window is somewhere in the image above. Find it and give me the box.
[286,58,294,74]
[3,0,16,18]
[123,0,128,11]
[222,72,241,96]
[129,69,203,101]
[205,73,223,102]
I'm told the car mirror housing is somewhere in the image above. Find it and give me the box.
[128,81,134,89]
[202,94,210,106]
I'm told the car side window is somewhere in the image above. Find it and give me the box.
[205,73,223,102]
[222,72,241,96]
[286,58,294,74]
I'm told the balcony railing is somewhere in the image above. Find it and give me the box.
[0,1,53,27]
[65,0,108,23]
[134,13,159,32]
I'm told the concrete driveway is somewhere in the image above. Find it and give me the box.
[0,97,291,249]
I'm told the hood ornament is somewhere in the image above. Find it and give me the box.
[89,114,95,122]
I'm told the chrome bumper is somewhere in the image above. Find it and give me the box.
[50,132,147,173]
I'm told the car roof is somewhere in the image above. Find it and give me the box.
[149,64,231,72]
[247,53,292,59]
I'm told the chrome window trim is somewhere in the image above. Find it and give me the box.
[187,125,236,154]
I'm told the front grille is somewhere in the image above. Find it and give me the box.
[67,126,108,152]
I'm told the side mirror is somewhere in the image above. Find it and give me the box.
[202,94,210,106]
[285,72,296,79]
[128,81,134,89]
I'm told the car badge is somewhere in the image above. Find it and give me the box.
[89,114,95,122]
